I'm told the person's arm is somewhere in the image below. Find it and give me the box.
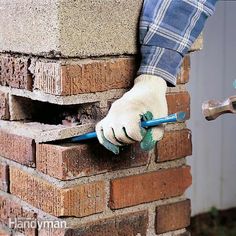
[138,0,218,86]
[96,0,218,154]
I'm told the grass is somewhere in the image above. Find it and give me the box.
[190,207,236,236]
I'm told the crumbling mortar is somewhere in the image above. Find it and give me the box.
[0,85,127,105]
[146,204,157,236]
[0,51,137,61]
[157,228,187,236]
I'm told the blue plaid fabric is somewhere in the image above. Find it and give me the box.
[138,0,218,86]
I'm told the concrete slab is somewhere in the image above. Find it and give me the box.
[0,0,141,57]
[0,0,203,57]
[0,0,60,56]
[0,120,94,143]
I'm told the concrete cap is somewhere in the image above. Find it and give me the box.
[0,0,203,57]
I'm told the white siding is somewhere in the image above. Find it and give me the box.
[187,1,236,216]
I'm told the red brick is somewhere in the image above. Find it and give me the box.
[0,92,9,120]
[0,194,37,236]
[156,129,192,162]
[0,163,9,192]
[177,56,190,84]
[34,58,136,95]
[0,54,32,90]
[10,167,105,217]
[0,54,189,95]
[39,210,148,236]
[36,141,149,180]
[0,130,35,167]
[33,56,190,96]
[0,228,10,236]
[166,91,190,120]
[110,166,192,209]
[156,200,191,234]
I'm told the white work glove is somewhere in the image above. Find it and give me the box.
[95,74,168,154]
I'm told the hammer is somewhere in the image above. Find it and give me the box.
[202,95,236,121]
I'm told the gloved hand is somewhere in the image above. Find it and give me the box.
[95,74,168,154]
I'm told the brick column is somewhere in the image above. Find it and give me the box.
[0,1,200,235]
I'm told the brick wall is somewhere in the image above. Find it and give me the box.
[0,3,200,235]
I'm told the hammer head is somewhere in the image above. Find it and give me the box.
[202,96,236,121]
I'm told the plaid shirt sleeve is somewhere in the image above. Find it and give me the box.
[138,0,218,86]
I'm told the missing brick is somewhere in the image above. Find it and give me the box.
[9,95,106,126]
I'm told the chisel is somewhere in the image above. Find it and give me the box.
[70,111,186,142]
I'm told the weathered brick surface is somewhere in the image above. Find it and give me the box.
[0,228,10,236]
[0,163,9,192]
[10,167,105,217]
[157,129,192,162]
[36,141,149,180]
[166,91,190,119]
[0,130,35,167]
[0,54,190,95]
[0,92,9,120]
[0,194,37,236]
[110,166,192,209]
[33,58,136,95]
[0,54,32,90]
[155,200,191,234]
[39,210,148,236]
[176,56,190,84]
[33,55,190,96]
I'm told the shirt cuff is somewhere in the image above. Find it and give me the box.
[137,45,184,86]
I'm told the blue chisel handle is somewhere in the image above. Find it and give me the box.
[70,112,186,142]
